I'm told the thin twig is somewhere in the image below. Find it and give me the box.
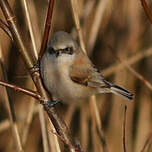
[102,47,152,76]
[108,45,152,91]
[140,0,152,24]
[123,105,127,152]
[21,0,38,59]
[26,0,41,51]
[123,64,152,91]
[0,80,42,101]
[38,0,55,62]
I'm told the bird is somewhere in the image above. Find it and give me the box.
[40,31,133,104]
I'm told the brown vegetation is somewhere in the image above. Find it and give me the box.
[0,0,152,152]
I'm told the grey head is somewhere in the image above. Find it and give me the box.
[47,31,80,57]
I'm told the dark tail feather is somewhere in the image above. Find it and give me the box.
[110,84,134,100]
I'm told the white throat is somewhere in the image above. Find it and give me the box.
[49,52,75,67]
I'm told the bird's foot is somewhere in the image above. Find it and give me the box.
[40,100,62,109]
[30,62,40,74]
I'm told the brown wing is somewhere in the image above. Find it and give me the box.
[70,65,91,86]
[70,54,110,88]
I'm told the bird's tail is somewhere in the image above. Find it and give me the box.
[110,84,134,100]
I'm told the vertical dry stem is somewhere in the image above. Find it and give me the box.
[87,0,110,53]
[70,0,86,53]
[0,47,23,152]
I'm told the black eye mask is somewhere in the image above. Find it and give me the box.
[48,47,73,57]
[61,47,73,55]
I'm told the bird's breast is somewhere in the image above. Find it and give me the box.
[40,53,96,103]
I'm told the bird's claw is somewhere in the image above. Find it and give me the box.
[40,100,61,109]
[30,62,40,74]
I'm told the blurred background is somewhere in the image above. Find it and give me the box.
[0,0,152,152]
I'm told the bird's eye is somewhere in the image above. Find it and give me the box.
[55,51,60,57]
[65,47,73,55]
[48,47,55,54]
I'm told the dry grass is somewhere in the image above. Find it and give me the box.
[0,0,152,152]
